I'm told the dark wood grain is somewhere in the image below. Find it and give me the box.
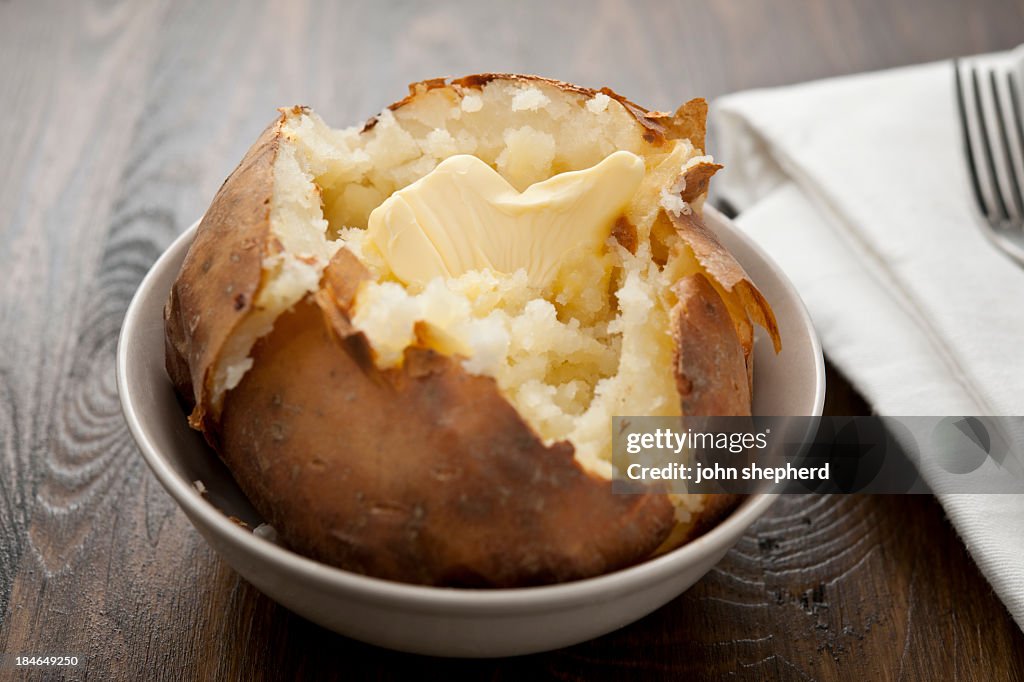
[2,0,1024,679]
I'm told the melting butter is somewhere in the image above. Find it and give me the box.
[365,151,645,289]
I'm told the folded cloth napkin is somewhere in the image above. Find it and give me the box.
[713,46,1024,629]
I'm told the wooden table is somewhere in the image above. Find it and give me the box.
[2,1,1023,679]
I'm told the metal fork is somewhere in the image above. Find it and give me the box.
[954,57,1024,266]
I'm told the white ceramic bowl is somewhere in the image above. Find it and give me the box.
[117,206,824,657]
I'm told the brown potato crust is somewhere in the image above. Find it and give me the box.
[669,206,781,354]
[219,289,675,586]
[672,273,751,417]
[165,112,297,444]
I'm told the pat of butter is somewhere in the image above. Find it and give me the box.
[366,151,645,289]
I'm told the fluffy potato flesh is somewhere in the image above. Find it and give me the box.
[238,81,720,473]
[165,75,780,586]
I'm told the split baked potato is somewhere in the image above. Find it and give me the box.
[165,74,780,587]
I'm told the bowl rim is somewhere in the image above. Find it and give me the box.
[116,206,824,615]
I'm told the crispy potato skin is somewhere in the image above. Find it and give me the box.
[672,273,751,417]
[164,113,293,443]
[219,293,675,587]
[666,166,782,399]
[679,160,723,205]
[669,206,781,355]
[164,75,779,586]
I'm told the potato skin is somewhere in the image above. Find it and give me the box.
[218,283,676,587]
[668,203,781,355]
[164,76,778,586]
[164,111,294,444]
[672,273,751,417]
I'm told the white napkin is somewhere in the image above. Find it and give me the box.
[713,48,1024,628]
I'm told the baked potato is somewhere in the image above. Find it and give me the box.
[165,74,780,587]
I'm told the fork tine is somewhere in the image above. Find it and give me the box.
[955,60,989,217]
[989,69,1024,219]
[971,65,1011,221]
[1007,72,1024,229]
